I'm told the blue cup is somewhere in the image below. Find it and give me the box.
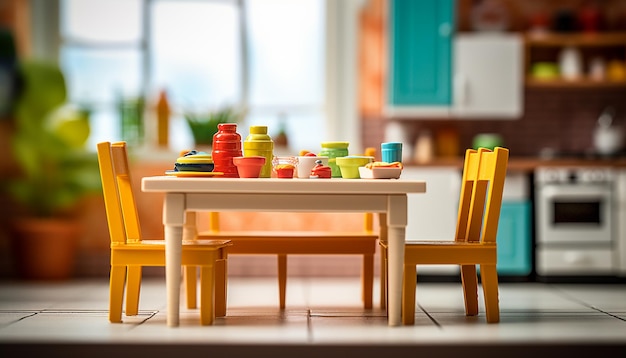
[381,142,402,163]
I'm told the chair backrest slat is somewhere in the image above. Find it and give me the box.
[97,141,144,245]
[454,147,509,244]
[97,142,126,245]
[110,142,143,243]
[480,148,509,243]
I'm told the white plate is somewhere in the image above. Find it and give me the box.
[358,166,402,179]
[165,170,223,177]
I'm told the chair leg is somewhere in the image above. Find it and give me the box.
[109,265,126,323]
[362,254,374,309]
[460,264,479,317]
[199,264,215,326]
[380,246,387,311]
[402,264,417,325]
[215,258,227,317]
[184,266,197,309]
[278,254,287,309]
[125,265,142,316]
[480,264,500,323]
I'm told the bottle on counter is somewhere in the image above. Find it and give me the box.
[212,123,242,178]
[155,89,170,148]
[414,130,434,164]
[244,125,274,178]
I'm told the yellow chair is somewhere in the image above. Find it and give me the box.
[197,211,379,309]
[381,147,509,324]
[97,141,231,325]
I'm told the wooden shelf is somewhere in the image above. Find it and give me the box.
[525,78,626,88]
[525,32,626,47]
[524,32,626,89]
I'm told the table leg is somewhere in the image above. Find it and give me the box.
[387,195,407,326]
[164,193,185,327]
[387,225,405,326]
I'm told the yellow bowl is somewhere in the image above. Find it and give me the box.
[335,156,374,179]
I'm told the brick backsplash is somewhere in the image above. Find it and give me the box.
[362,88,626,158]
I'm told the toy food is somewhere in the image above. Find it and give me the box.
[274,164,295,178]
[364,161,403,169]
[310,159,332,179]
[360,161,403,179]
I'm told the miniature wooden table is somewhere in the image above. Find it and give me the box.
[141,176,426,327]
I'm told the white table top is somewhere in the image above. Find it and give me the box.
[142,177,426,195]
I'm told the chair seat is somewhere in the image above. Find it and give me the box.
[110,240,231,266]
[201,230,377,255]
[382,241,496,265]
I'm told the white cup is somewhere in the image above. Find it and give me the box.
[296,156,329,178]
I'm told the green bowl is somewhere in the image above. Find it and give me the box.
[335,156,374,179]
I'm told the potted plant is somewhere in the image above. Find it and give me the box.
[184,106,246,147]
[3,59,102,280]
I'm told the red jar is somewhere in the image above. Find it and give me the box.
[211,123,242,178]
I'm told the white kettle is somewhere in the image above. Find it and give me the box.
[593,107,623,156]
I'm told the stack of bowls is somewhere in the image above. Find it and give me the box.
[174,151,214,172]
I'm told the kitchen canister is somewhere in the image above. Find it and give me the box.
[381,142,403,163]
[212,123,242,178]
[319,141,349,178]
[244,125,274,178]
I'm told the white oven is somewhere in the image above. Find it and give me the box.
[535,167,617,276]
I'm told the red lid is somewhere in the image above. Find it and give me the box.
[310,164,332,178]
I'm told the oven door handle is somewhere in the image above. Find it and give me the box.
[541,185,612,200]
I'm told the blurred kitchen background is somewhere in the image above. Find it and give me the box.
[1,0,626,282]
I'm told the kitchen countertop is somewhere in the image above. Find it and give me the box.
[407,156,626,172]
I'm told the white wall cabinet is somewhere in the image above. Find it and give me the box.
[387,33,523,119]
[452,33,523,118]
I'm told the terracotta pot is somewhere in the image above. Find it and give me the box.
[233,156,266,178]
[11,218,81,280]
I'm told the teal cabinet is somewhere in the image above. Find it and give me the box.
[388,0,454,106]
[496,201,532,276]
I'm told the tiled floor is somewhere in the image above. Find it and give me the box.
[0,276,625,357]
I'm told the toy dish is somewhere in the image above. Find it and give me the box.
[174,162,215,172]
[165,170,223,177]
[358,166,402,179]
[175,151,214,172]
[233,156,266,178]
[335,156,374,179]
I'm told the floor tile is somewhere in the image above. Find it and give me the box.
[0,276,625,352]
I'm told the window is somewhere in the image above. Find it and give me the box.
[60,0,335,153]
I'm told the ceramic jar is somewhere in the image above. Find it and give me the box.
[212,123,242,178]
[243,125,274,178]
[559,46,583,80]
[319,141,349,178]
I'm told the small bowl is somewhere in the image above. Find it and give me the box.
[175,152,214,172]
[335,156,374,179]
[233,156,266,178]
[272,156,298,179]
